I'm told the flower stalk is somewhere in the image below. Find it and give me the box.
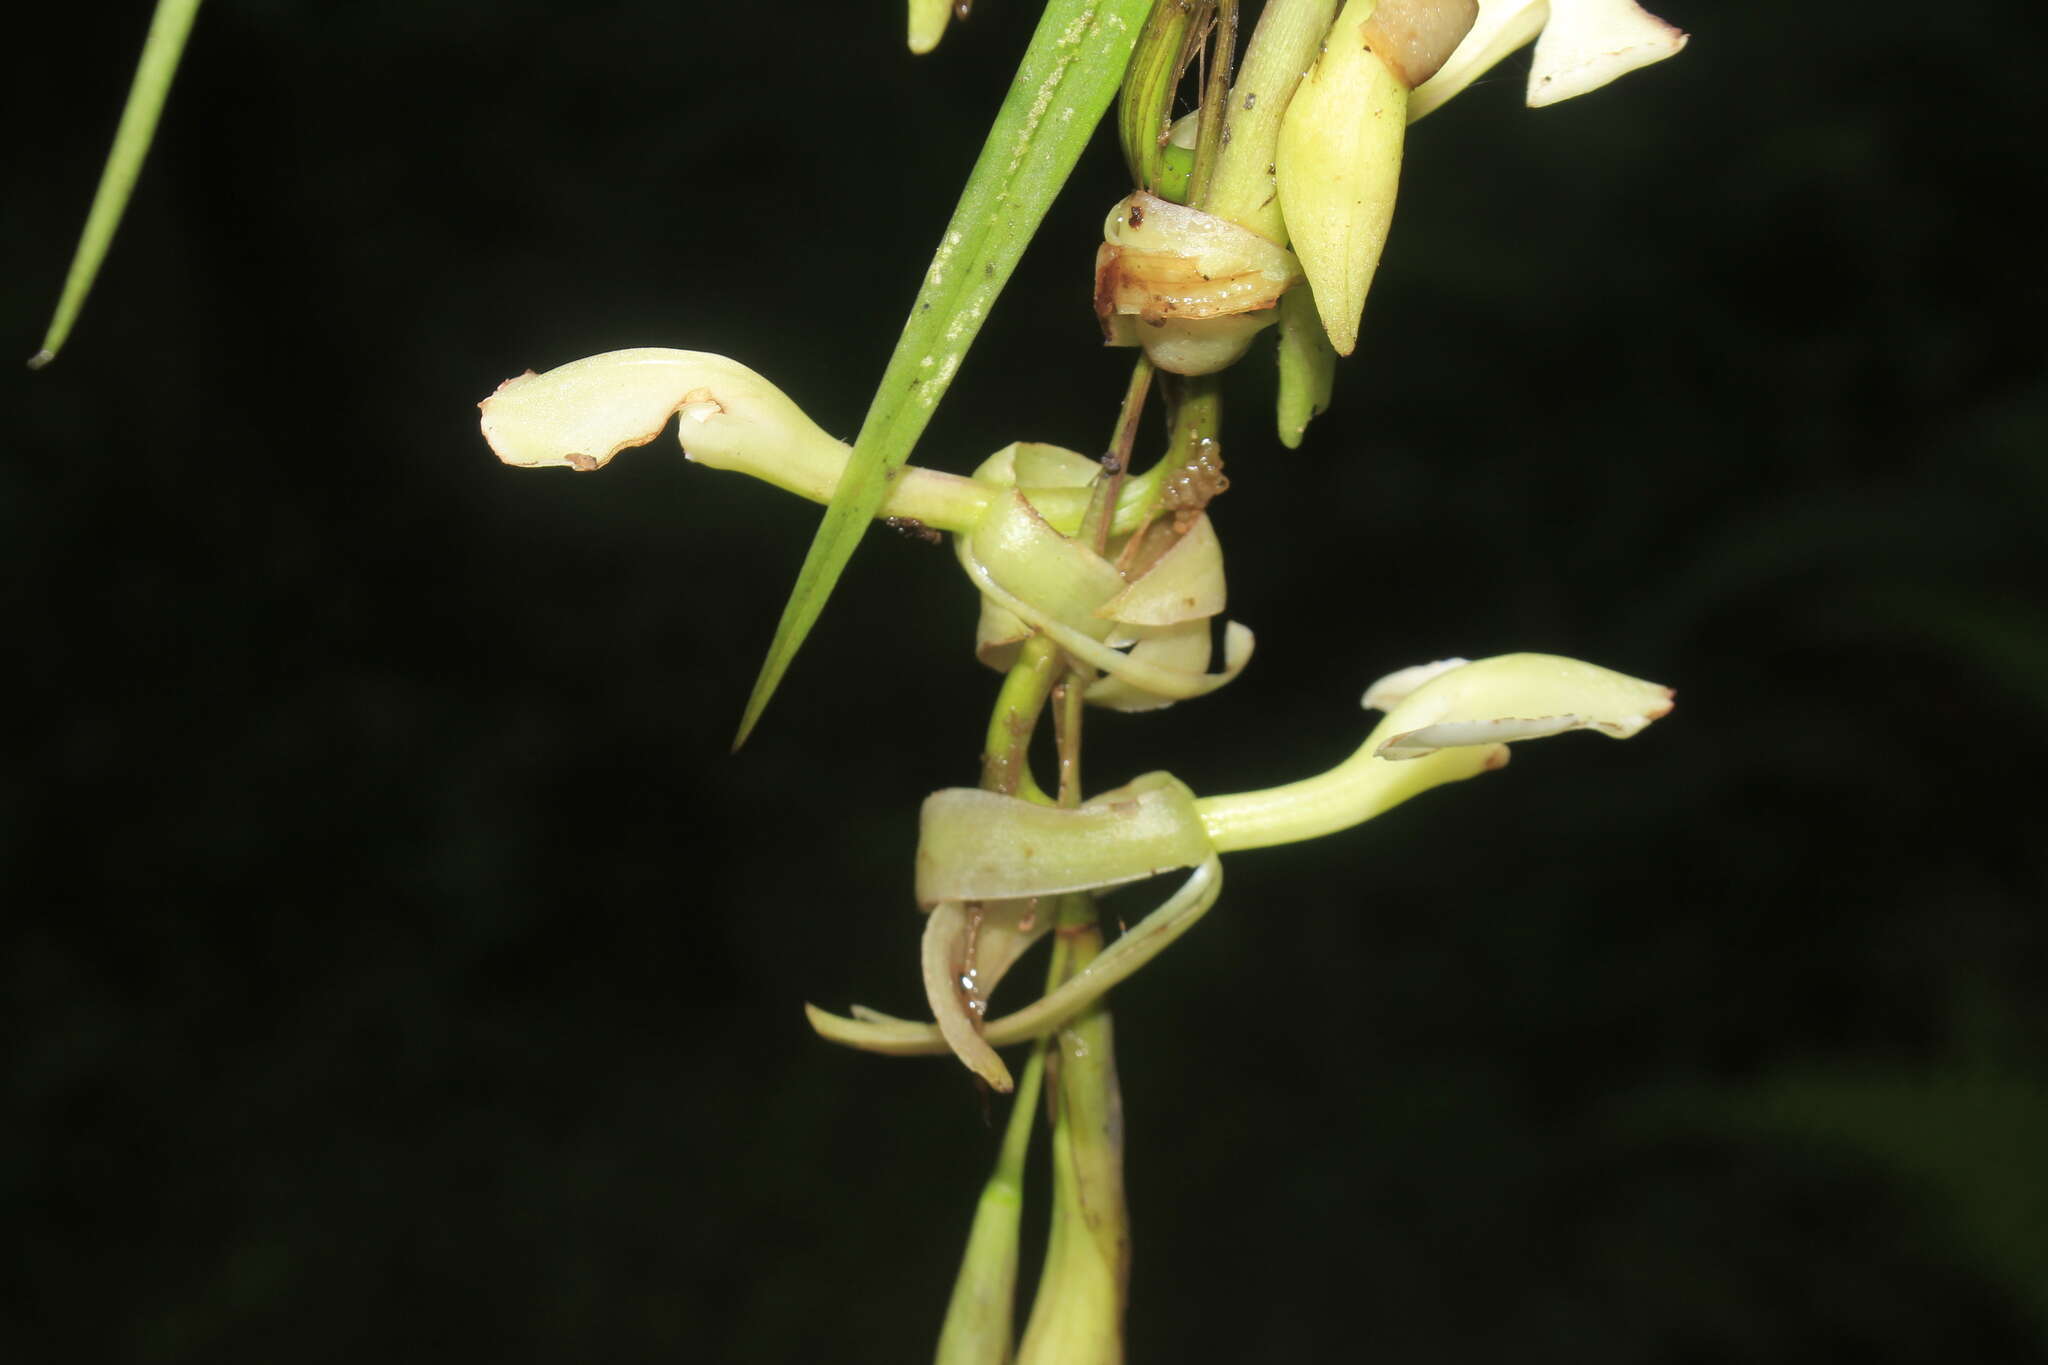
[1015,895,1130,1365]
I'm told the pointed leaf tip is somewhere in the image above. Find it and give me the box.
[35,0,206,369]
[738,0,1150,743]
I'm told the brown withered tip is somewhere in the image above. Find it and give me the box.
[564,452,600,472]
[1361,0,1479,89]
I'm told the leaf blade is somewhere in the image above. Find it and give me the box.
[732,0,1154,748]
[30,0,205,369]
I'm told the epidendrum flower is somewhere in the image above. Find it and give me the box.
[809,650,1673,1087]
[482,349,1254,712]
[481,351,1675,1087]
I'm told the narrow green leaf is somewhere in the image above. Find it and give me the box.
[733,0,1154,749]
[29,0,205,370]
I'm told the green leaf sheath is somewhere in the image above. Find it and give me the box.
[31,0,205,369]
[732,0,1154,749]
[1118,0,1200,193]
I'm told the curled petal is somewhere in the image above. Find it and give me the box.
[916,896,1060,1094]
[1408,0,1548,121]
[1096,512,1226,625]
[1407,0,1685,121]
[1083,621,1213,712]
[922,902,1014,1089]
[968,898,1058,999]
[1372,651,1674,759]
[968,440,1163,543]
[959,486,1248,703]
[958,531,1254,703]
[969,490,1127,642]
[1527,0,1688,107]
[806,855,1224,1064]
[972,440,1102,494]
[916,771,1213,906]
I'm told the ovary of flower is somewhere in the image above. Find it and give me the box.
[1194,652,1675,851]
[1407,0,1687,122]
[478,347,989,531]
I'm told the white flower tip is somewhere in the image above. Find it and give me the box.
[1527,0,1689,108]
[479,370,635,472]
[1368,653,1674,760]
[477,347,848,497]
[478,349,736,473]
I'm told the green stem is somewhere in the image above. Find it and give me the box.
[981,635,1066,801]
[1119,371,1224,575]
[1084,357,1154,556]
[1184,0,1239,208]
[933,1044,1047,1365]
[1015,893,1129,1365]
[1199,0,1337,241]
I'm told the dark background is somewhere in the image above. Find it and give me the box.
[6,1,2044,1359]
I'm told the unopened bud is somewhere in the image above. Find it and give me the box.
[1093,191,1301,375]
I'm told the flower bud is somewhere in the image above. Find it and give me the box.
[907,0,951,54]
[1093,191,1301,376]
[1276,0,1476,356]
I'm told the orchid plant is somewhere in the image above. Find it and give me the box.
[42,0,1688,1358]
